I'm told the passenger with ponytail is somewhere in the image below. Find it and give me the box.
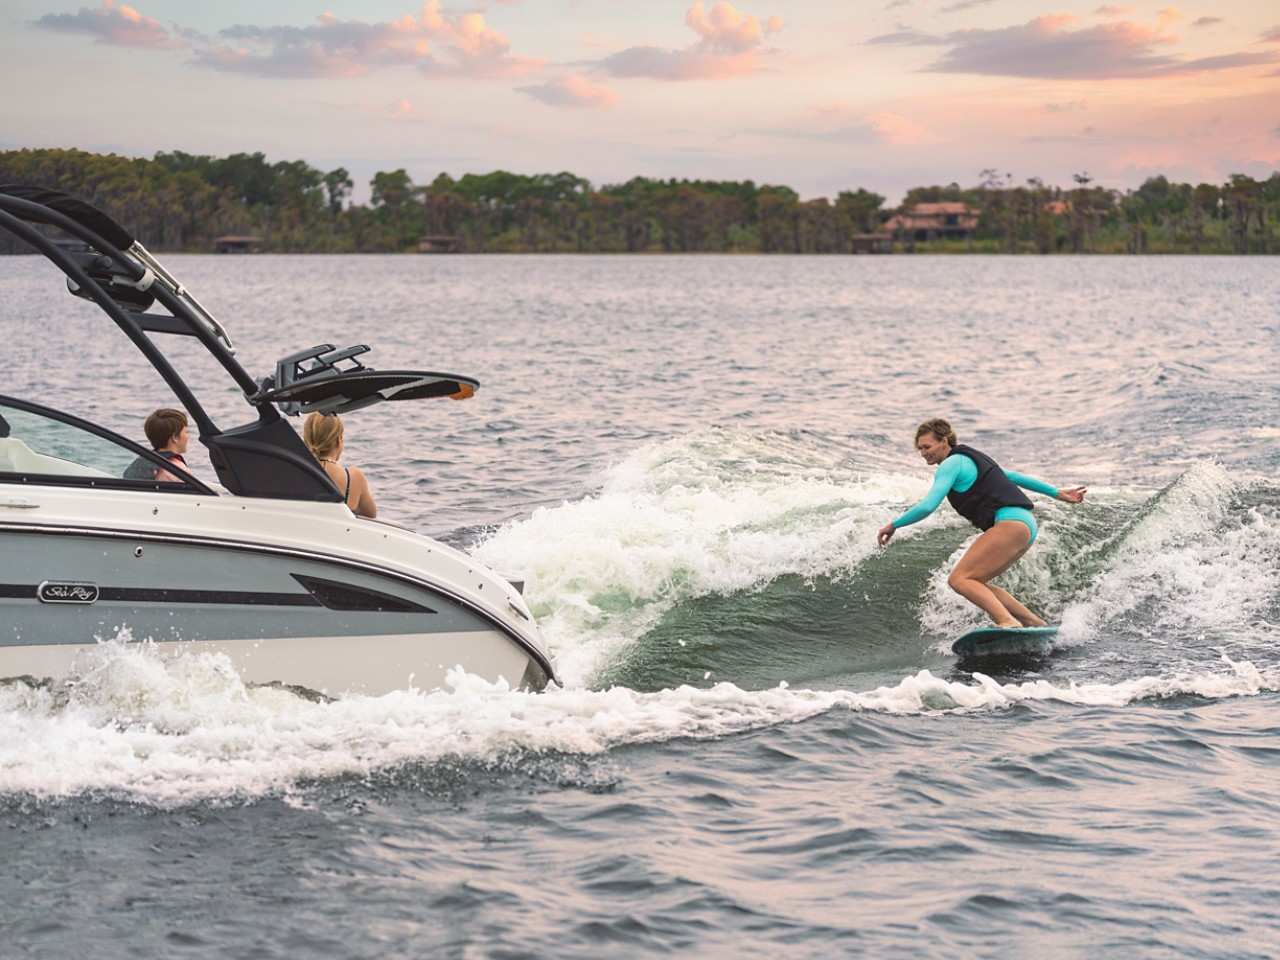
[303,413,377,519]
[877,418,1085,628]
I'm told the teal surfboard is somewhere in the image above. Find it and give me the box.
[951,625,1058,657]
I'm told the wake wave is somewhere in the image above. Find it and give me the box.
[474,429,932,685]
[476,431,1280,682]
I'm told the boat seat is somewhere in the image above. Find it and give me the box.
[0,437,112,477]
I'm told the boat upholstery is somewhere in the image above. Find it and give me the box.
[0,438,112,477]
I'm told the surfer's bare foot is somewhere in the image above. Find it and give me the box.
[1020,614,1047,627]
[994,620,1021,629]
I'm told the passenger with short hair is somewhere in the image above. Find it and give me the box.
[302,412,377,518]
[123,407,191,482]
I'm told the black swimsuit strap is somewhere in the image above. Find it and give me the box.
[319,458,353,503]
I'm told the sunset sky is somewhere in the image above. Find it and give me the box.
[3,0,1277,201]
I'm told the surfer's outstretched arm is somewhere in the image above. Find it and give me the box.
[1005,470,1087,503]
[877,456,966,545]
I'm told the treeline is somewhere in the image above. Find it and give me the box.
[905,169,1279,255]
[1,147,1277,254]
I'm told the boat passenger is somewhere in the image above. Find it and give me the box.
[876,418,1086,628]
[123,407,191,482]
[303,412,378,519]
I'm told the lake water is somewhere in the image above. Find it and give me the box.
[2,254,1279,957]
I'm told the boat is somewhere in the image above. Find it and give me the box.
[0,184,555,695]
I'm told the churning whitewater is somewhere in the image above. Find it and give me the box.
[4,428,1277,806]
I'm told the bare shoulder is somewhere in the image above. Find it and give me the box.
[348,465,374,494]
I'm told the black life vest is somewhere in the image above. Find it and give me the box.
[945,443,1033,531]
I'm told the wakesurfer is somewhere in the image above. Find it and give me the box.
[877,418,1086,628]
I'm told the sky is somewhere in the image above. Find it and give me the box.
[2,0,1278,202]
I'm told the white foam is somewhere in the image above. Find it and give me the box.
[1,640,1274,804]
[1057,462,1280,642]
[917,463,1280,650]
[474,429,930,684]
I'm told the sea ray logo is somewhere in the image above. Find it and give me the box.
[37,581,99,604]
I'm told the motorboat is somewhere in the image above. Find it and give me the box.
[0,185,554,695]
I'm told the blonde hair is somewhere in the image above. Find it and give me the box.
[915,418,957,447]
[303,412,344,460]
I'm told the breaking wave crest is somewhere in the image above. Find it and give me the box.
[474,429,931,685]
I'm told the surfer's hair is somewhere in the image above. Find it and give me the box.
[915,418,956,448]
[303,412,344,460]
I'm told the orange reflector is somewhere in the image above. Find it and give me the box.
[449,383,475,400]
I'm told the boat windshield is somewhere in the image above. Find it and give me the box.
[0,398,206,492]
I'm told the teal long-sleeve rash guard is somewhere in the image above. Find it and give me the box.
[891,454,1059,529]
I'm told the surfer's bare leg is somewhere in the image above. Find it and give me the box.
[988,586,1046,627]
[948,522,1032,628]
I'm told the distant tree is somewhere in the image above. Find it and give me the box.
[835,188,885,237]
[902,182,968,206]
[371,169,414,209]
[757,185,799,252]
[1223,174,1264,254]
[214,152,278,207]
[323,167,353,217]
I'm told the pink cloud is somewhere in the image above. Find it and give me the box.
[34,0,181,49]
[192,2,541,79]
[870,14,1278,79]
[596,1,783,81]
[595,46,761,80]
[518,73,618,109]
[1262,26,1280,43]
[685,1,782,54]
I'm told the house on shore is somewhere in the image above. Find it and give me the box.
[883,202,979,242]
[850,233,893,254]
[417,235,460,253]
[214,235,263,254]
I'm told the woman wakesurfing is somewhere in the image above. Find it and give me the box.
[877,418,1086,629]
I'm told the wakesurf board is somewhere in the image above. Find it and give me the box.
[951,625,1058,658]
